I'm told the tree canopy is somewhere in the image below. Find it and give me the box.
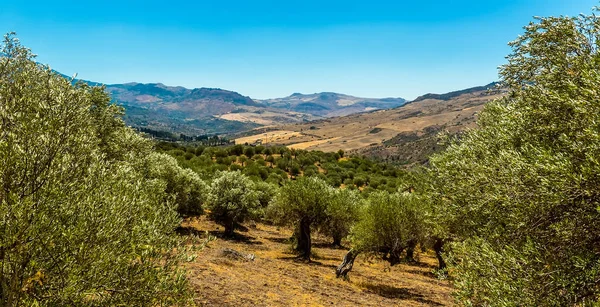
[430,10,600,306]
[0,33,190,306]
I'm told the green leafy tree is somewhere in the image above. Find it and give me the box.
[268,177,334,259]
[321,189,362,246]
[336,191,428,279]
[206,171,260,236]
[0,34,190,306]
[145,152,208,215]
[243,146,255,157]
[430,9,600,305]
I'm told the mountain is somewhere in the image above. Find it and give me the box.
[258,92,407,117]
[68,76,407,135]
[235,83,506,165]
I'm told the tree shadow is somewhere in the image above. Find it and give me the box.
[175,225,262,245]
[359,282,443,306]
[404,269,437,279]
[404,260,438,269]
[311,253,341,261]
[265,237,292,244]
[276,256,337,269]
[312,242,347,249]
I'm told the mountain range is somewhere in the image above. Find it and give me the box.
[91,81,406,135]
[235,82,505,165]
[64,72,503,163]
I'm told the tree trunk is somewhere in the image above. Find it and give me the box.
[406,239,417,262]
[296,218,312,260]
[332,236,342,247]
[224,220,235,237]
[336,249,360,279]
[434,238,446,270]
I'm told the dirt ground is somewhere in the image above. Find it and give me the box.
[180,217,453,306]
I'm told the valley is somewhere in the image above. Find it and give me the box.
[235,83,505,165]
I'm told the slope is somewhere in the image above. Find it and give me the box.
[235,83,505,165]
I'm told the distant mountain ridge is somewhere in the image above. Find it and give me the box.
[55,71,409,134]
[259,92,407,117]
[412,82,499,102]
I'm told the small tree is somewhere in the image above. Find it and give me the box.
[337,191,427,279]
[268,177,334,260]
[146,152,207,216]
[321,188,362,246]
[243,146,255,157]
[206,171,260,236]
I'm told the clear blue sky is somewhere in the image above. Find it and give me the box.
[1,0,597,100]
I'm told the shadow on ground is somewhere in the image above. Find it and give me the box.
[358,282,444,306]
[176,225,263,245]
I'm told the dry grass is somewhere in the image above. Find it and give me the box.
[234,90,504,154]
[235,130,303,145]
[181,216,453,306]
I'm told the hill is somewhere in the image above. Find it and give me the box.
[235,84,506,165]
[258,92,407,117]
[62,75,407,135]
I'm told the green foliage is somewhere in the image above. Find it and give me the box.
[351,191,427,264]
[268,177,335,259]
[0,34,190,306]
[320,189,363,246]
[145,152,208,215]
[206,171,260,236]
[268,177,334,226]
[156,144,404,193]
[430,10,600,305]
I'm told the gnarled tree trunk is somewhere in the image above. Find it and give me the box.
[295,218,312,260]
[406,239,417,262]
[336,248,360,279]
[434,238,446,270]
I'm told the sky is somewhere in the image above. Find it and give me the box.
[1,0,597,100]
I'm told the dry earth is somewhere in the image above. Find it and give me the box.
[181,217,453,306]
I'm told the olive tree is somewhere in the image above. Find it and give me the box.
[320,188,362,247]
[336,191,428,279]
[206,171,260,236]
[268,177,334,260]
[145,152,208,216]
[430,9,600,306]
[0,34,190,306]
